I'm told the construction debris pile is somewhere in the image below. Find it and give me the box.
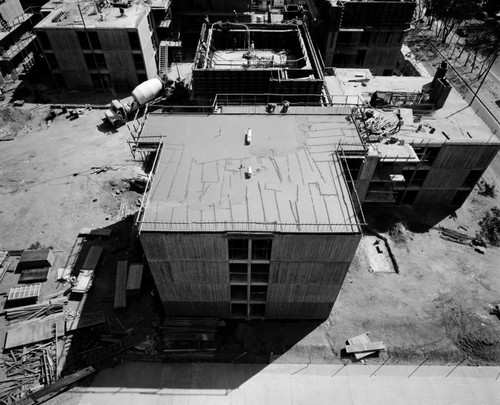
[0,342,60,404]
[5,296,68,324]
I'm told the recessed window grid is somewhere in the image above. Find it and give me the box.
[228,238,272,319]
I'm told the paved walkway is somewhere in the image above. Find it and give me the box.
[52,362,500,405]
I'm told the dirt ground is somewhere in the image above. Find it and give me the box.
[1,101,500,368]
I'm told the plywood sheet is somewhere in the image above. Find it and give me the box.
[114,260,127,309]
[81,246,103,271]
[126,263,143,292]
[5,314,65,349]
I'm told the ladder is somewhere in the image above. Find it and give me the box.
[80,333,146,366]
[158,40,168,74]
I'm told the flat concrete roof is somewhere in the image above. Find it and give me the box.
[325,70,500,145]
[36,0,148,29]
[139,114,361,233]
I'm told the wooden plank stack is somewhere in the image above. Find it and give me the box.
[344,332,386,360]
[114,260,127,309]
[4,297,68,324]
[438,227,472,245]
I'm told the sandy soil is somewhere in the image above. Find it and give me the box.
[1,103,500,368]
[0,105,140,254]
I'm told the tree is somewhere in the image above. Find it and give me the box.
[478,207,500,246]
[424,0,482,44]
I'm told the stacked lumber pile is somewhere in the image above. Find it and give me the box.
[5,297,68,324]
[160,318,219,342]
[438,227,472,245]
[0,342,57,404]
[344,332,386,360]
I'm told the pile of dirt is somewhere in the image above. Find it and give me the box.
[388,222,412,245]
[0,106,33,140]
[99,177,142,219]
[442,303,500,362]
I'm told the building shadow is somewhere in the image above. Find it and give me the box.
[57,213,327,391]
[6,60,123,106]
[362,204,456,234]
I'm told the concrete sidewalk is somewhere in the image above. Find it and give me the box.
[51,362,500,405]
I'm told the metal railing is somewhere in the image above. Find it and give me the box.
[0,33,35,60]
[138,221,362,234]
[213,93,361,107]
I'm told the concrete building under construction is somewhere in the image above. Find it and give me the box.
[308,0,416,75]
[136,112,363,319]
[34,0,163,90]
[0,0,39,84]
[130,60,500,320]
[192,21,325,103]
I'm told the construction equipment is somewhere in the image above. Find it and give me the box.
[104,77,172,127]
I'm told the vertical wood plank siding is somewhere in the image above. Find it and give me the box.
[141,233,230,317]
[267,234,360,319]
[141,232,361,319]
[421,168,469,189]
[434,145,499,169]
[271,234,361,262]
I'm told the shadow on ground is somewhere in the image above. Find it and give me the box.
[363,204,455,233]
[59,214,325,391]
[6,61,124,106]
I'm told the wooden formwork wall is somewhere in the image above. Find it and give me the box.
[414,143,500,206]
[341,2,415,28]
[266,233,361,319]
[193,69,272,97]
[98,29,139,89]
[140,232,231,317]
[41,28,93,90]
[141,231,361,319]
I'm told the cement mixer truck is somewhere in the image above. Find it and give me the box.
[104,77,167,127]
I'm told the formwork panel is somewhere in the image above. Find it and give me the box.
[433,144,500,169]
[271,234,361,263]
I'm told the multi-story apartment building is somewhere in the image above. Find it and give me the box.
[34,0,159,91]
[307,0,416,75]
[0,0,39,84]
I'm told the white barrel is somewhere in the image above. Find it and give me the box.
[132,78,163,105]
